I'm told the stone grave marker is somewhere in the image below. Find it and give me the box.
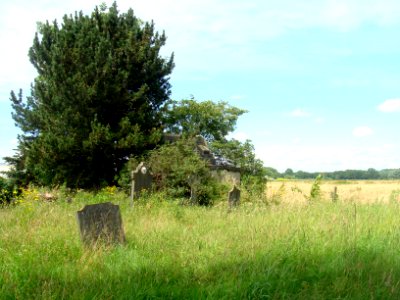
[130,162,153,204]
[228,185,241,208]
[76,202,125,246]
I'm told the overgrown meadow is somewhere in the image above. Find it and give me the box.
[2,181,400,299]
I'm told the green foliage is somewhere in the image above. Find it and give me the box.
[211,139,264,176]
[380,169,400,179]
[162,99,265,200]
[116,156,141,192]
[162,99,246,142]
[389,189,400,204]
[239,174,267,204]
[292,167,400,180]
[264,167,280,179]
[147,138,225,205]
[7,2,174,188]
[284,168,294,179]
[0,177,14,205]
[306,174,323,202]
[211,139,267,197]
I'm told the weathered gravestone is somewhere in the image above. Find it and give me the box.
[228,185,241,208]
[76,202,125,246]
[188,175,201,205]
[130,162,153,204]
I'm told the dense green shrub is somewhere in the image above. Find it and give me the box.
[0,177,14,205]
[119,138,223,205]
[148,138,226,205]
[116,157,141,192]
[211,139,267,199]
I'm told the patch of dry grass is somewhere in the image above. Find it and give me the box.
[267,179,400,204]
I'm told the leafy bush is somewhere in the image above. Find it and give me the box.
[120,138,226,205]
[211,139,267,201]
[0,177,15,205]
[147,138,225,205]
[389,189,400,204]
[240,174,268,204]
[116,156,141,192]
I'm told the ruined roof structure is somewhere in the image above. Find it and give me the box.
[162,134,240,173]
[195,136,240,172]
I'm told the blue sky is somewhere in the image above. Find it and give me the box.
[1,0,400,172]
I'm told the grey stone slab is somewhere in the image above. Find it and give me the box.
[77,202,125,246]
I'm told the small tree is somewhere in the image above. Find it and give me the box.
[161,98,266,198]
[162,99,246,142]
[284,168,295,179]
[306,174,323,202]
[147,138,225,205]
[264,167,281,179]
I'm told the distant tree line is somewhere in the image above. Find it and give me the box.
[264,167,400,180]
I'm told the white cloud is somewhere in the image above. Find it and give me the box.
[289,109,311,117]
[0,0,96,99]
[292,137,301,144]
[378,99,400,112]
[352,126,373,137]
[123,0,400,73]
[3,0,400,89]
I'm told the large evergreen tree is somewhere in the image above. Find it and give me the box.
[7,2,174,187]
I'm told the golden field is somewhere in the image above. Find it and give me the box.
[266,179,400,204]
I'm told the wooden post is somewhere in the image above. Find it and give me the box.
[331,186,338,202]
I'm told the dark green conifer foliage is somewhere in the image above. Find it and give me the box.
[7,2,174,188]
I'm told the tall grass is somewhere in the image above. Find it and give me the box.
[2,186,400,298]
